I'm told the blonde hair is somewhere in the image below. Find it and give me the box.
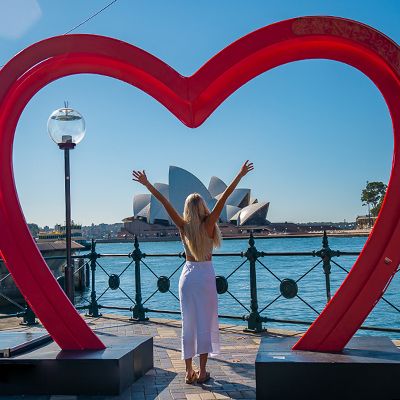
[182,193,221,260]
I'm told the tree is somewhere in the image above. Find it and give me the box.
[361,181,387,218]
[27,223,40,238]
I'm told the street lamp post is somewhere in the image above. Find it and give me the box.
[48,104,85,304]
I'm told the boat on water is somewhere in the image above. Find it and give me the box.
[37,223,91,250]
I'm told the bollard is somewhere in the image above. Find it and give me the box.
[244,233,264,332]
[130,236,148,321]
[87,239,101,317]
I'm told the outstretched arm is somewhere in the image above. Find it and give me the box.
[132,170,185,229]
[206,160,254,228]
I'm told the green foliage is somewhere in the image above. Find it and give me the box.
[27,223,40,238]
[361,181,387,217]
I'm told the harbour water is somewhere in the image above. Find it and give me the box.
[75,235,400,337]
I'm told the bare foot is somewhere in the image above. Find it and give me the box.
[185,369,197,384]
[196,371,211,383]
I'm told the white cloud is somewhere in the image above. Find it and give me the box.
[0,0,42,39]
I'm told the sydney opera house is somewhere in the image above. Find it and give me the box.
[126,166,269,236]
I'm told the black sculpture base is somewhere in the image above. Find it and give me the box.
[0,332,52,358]
[0,332,153,395]
[256,336,400,400]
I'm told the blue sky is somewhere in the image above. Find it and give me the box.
[1,0,399,227]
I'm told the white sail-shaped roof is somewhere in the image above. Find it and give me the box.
[237,202,269,225]
[226,188,251,208]
[219,204,241,223]
[208,176,227,197]
[226,205,241,221]
[133,194,151,216]
[149,183,171,224]
[137,203,150,221]
[131,166,269,228]
[229,209,241,224]
[206,197,217,214]
[169,166,213,216]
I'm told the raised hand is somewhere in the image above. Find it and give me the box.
[239,160,254,177]
[132,170,149,187]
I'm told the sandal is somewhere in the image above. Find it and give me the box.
[196,371,211,384]
[185,370,197,384]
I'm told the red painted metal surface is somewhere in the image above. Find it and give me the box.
[0,16,399,351]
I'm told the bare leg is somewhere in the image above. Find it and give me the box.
[185,357,194,380]
[198,353,208,379]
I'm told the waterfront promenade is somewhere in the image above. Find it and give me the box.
[97,229,371,244]
[0,313,304,399]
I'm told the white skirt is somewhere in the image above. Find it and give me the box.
[178,260,220,360]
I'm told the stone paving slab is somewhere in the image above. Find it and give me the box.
[0,314,304,399]
[1,314,399,399]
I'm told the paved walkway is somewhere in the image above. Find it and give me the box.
[0,313,304,399]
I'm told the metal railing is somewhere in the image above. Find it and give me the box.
[1,232,400,334]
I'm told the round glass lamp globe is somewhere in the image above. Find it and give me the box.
[47,108,86,145]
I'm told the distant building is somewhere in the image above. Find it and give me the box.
[356,215,377,230]
[122,217,180,239]
[130,166,269,228]
[82,223,123,240]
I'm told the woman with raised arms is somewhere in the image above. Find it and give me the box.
[132,160,254,384]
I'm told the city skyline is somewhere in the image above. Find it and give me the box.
[1,1,398,226]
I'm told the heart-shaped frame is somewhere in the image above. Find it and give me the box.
[1,16,399,351]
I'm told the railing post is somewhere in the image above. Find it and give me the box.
[244,233,263,332]
[320,231,332,303]
[21,303,38,326]
[87,239,101,317]
[131,236,148,321]
[85,256,90,288]
[77,258,85,291]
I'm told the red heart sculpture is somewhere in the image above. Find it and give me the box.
[1,16,400,351]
